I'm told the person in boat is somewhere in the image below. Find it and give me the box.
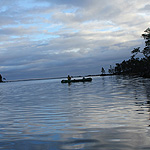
[0,74,3,82]
[67,75,72,81]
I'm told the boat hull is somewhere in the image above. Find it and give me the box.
[61,78,92,83]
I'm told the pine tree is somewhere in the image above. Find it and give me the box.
[132,28,150,59]
[142,28,150,58]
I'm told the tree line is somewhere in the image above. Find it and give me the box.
[101,27,150,78]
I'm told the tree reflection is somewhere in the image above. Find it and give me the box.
[135,79,150,127]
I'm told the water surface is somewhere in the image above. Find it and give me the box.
[0,76,150,150]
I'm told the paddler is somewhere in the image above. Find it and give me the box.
[67,75,71,81]
[0,74,2,82]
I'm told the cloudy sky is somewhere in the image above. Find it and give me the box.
[0,0,150,80]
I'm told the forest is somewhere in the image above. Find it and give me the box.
[108,27,150,78]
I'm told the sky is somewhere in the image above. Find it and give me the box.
[0,0,150,80]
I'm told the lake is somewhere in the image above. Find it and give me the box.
[0,75,150,150]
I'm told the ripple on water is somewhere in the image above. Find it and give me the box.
[0,76,150,149]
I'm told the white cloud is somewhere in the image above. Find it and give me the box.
[0,0,150,80]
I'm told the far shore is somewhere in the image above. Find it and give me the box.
[1,74,112,83]
[1,72,148,83]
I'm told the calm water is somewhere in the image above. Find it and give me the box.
[0,76,150,150]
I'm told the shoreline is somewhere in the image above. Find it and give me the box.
[1,73,149,83]
[1,74,108,83]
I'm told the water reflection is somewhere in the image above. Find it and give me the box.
[0,76,150,149]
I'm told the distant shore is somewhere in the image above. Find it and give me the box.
[2,72,149,83]
[2,74,112,83]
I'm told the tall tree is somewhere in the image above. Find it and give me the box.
[114,27,150,77]
[132,28,150,59]
[142,28,150,58]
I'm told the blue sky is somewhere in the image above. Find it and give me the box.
[0,0,150,80]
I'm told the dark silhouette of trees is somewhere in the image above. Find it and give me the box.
[114,27,150,78]
[131,47,140,58]
[108,65,115,74]
[131,28,150,59]
[142,28,150,58]
[101,67,105,75]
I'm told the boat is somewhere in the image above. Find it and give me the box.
[61,77,92,83]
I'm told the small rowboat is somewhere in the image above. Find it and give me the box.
[61,77,92,83]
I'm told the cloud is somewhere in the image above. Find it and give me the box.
[0,0,150,80]
[140,4,150,14]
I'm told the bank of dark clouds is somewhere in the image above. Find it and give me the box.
[0,0,150,80]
